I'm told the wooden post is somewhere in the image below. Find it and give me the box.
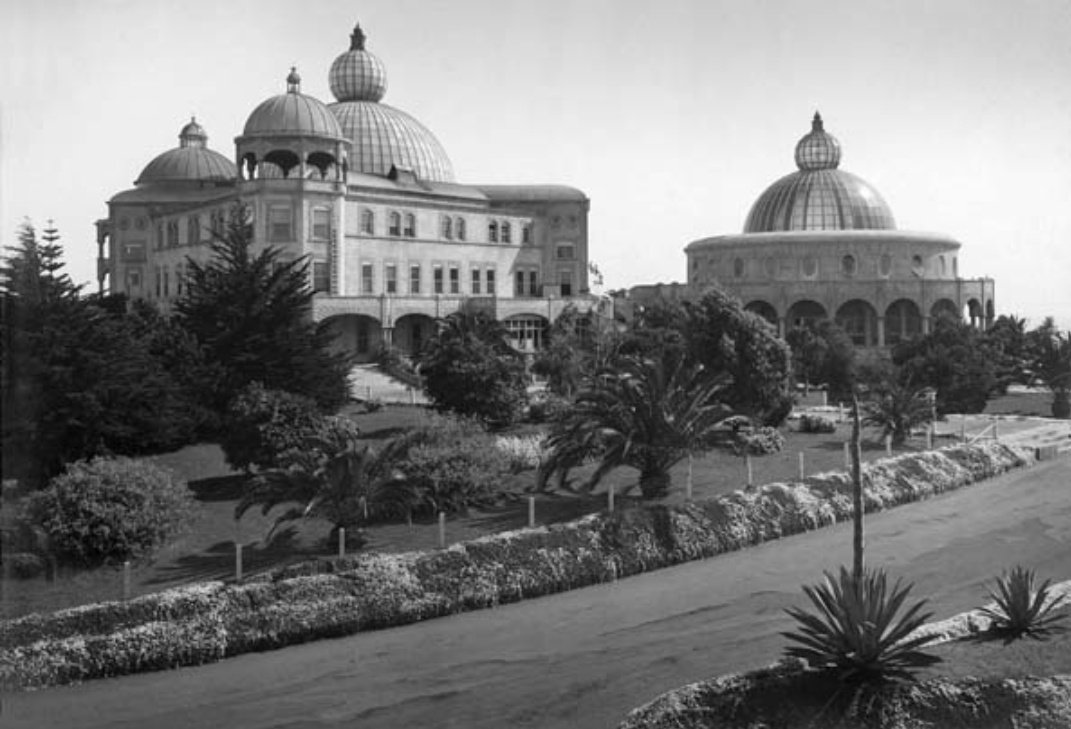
[798,452,805,480]
[926,426,933,450]
[608,484,615,512]
[338,528,346,559]
[844,441,850,469]
[409,388,416,405]
[528,496,535,528]
[122,560,131,601]
[821,390,828,407]
[993,420,999,441]
[366,385,372,400]
[235,542,243,583]
[686,454,694,500]
[406,509,412,529]
[746,455,753,487]
[885,434,892,456]
[438,512,446,549]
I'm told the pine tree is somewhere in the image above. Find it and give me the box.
[174,203,351,416]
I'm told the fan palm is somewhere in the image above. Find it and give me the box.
[541,355,734,498]
[235,431,419,542]
[862,380,932,445]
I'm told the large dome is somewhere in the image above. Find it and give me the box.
[243,68,344,139]
[326,25,455,182]
[744,113,894,233]
[136,117,237,185]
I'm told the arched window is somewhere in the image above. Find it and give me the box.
[403,213,416,238]
[361,209,375,235]
[456,217,466,241]
[441,215,453,240]
[841,254,857,277]
[801,256,818,278]
[501,221,512,243]
[388,211,401,236]
[488,220,498,242]
[166,220,179,247]
[187,216,200,245]
[879,254,892,277]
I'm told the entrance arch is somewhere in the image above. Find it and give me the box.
[835,299,879,347]
[930,298,960,325]
[744,300,778,327]
[885,299,922,347]
[322,314,382,362]
[394,313,436,358]
[786,300,828,329]
[504,314,549,353]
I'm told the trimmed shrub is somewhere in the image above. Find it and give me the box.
[798,413,837,434]
[25,457,194,567]
[220,382,360,472]
[404,442,514,515]
[733,426,786,456]
[0,442,1030,690]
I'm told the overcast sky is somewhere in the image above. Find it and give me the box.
[2,0,1069,328]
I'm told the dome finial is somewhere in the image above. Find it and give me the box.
[812,111,824,132]
[350,24,367,51]
[179,115,208,148]
[286,66,301,93]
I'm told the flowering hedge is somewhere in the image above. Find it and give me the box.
[0,442,1030,690]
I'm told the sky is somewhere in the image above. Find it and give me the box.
[2,0,1069,329]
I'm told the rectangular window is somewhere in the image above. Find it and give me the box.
[154,267,162,297]
[311,209,331,240]
[522,224,532,244]
[471,267,481,295]
[175,265,183,296]
[410,264,421,294]
[269,205,292,242]
[361,263,374,293]
[433,265,444,294]
[313,261,329,293]
[385,263,397,294]
[486,268,496,295]
[528,270,539,297]
[127,269,141,289]
[360,209,375,235]
[388,212,401,237]
[559,269,573,297]
[167,221,179,248]
[556,245,575,260]
[187,216,200,245]
[449,266,460,294]
[501,222,512,244]
[122,242,146,261]
[515,270,525,297]
[403,213,416,238]
[163,270,170,297]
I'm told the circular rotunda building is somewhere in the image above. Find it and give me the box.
[675,113,995,348]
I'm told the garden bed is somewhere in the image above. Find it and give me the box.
[0,441,1030,690]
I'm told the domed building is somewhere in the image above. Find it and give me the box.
[630,113,995,348]
[97,24,593,359]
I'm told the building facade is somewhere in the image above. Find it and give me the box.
[628,113,995,348]
[96,25,594,360]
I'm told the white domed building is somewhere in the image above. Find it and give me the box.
[629,113,996,348]
[98,24,593,359]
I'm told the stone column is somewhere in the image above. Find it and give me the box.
[876,317,886,348]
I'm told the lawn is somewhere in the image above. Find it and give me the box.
[0,390,1058,621]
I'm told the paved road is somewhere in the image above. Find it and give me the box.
[4,457,1070,729]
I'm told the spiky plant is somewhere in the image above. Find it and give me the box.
[783,566,941,684]
[980,566,1069,641]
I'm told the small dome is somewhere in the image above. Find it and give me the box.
[329,25,387,102]
[242,68,344,139]
[744,113,894,233]
[136,118,237,185]
[326,24,454,182]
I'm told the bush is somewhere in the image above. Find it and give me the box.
[525,392,570,424]
[733,426,786,456]
[25,457,194,567]
[495,435,547,473]
[403,442,514,515]
[799,414,837,434]
[220,383,359,472]
[4,553,46,580]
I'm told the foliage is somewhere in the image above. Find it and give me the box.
[785,320,857,402]
[984,314,1031,393]
[26,457,194,567]
[402,441,514,515]
[495,435,547,472]
[782,566,940,684]
[979,566,1068,641]
[236,432,418,540]
[219,382,360,473]
[531,305,612,397]
[732,425,786,456]
[2,222,201,486]
[374,346,422,389]
[892,317,998,415]
[542,355,735,498]
[862,381,933,445]
[1024,319,1071,418]
[174,203,351,416]
[798,413,837,434]
[525,390,570,423]
[418,310,528,426]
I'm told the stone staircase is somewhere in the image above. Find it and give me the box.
[347,365,428,405]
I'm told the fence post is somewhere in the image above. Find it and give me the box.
[798,452,805,480]
[960,419,967,442]
[843,441,850,469]
[926,426,933,450]
[438,512,446,549]
[122,560,131,601]
[686,454,694,500]
[746,455,753,488]
[235,542,243,583]
[885,434,893,456]
[993,420,999,441]
[366,385,372,400]
[406,509,412,529]
[409,388,416,405]
[338,528,346,559]
[528,496,535,528]
[608,484,615,513]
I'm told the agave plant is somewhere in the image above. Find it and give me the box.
[980,566,1069,641]
[782,566,941,684]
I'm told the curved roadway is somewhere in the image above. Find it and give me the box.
[4,457,1070,728]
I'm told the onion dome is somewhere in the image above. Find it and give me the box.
[135,117,237,185]
[326,24,455,182]
[242,68,344,139]
[744,113,894,233]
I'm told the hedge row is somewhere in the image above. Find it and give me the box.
[0,442,1030,690]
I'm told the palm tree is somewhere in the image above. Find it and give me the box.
[862,380,932,446]
[235,431,419,543]
[541,355,734,498]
